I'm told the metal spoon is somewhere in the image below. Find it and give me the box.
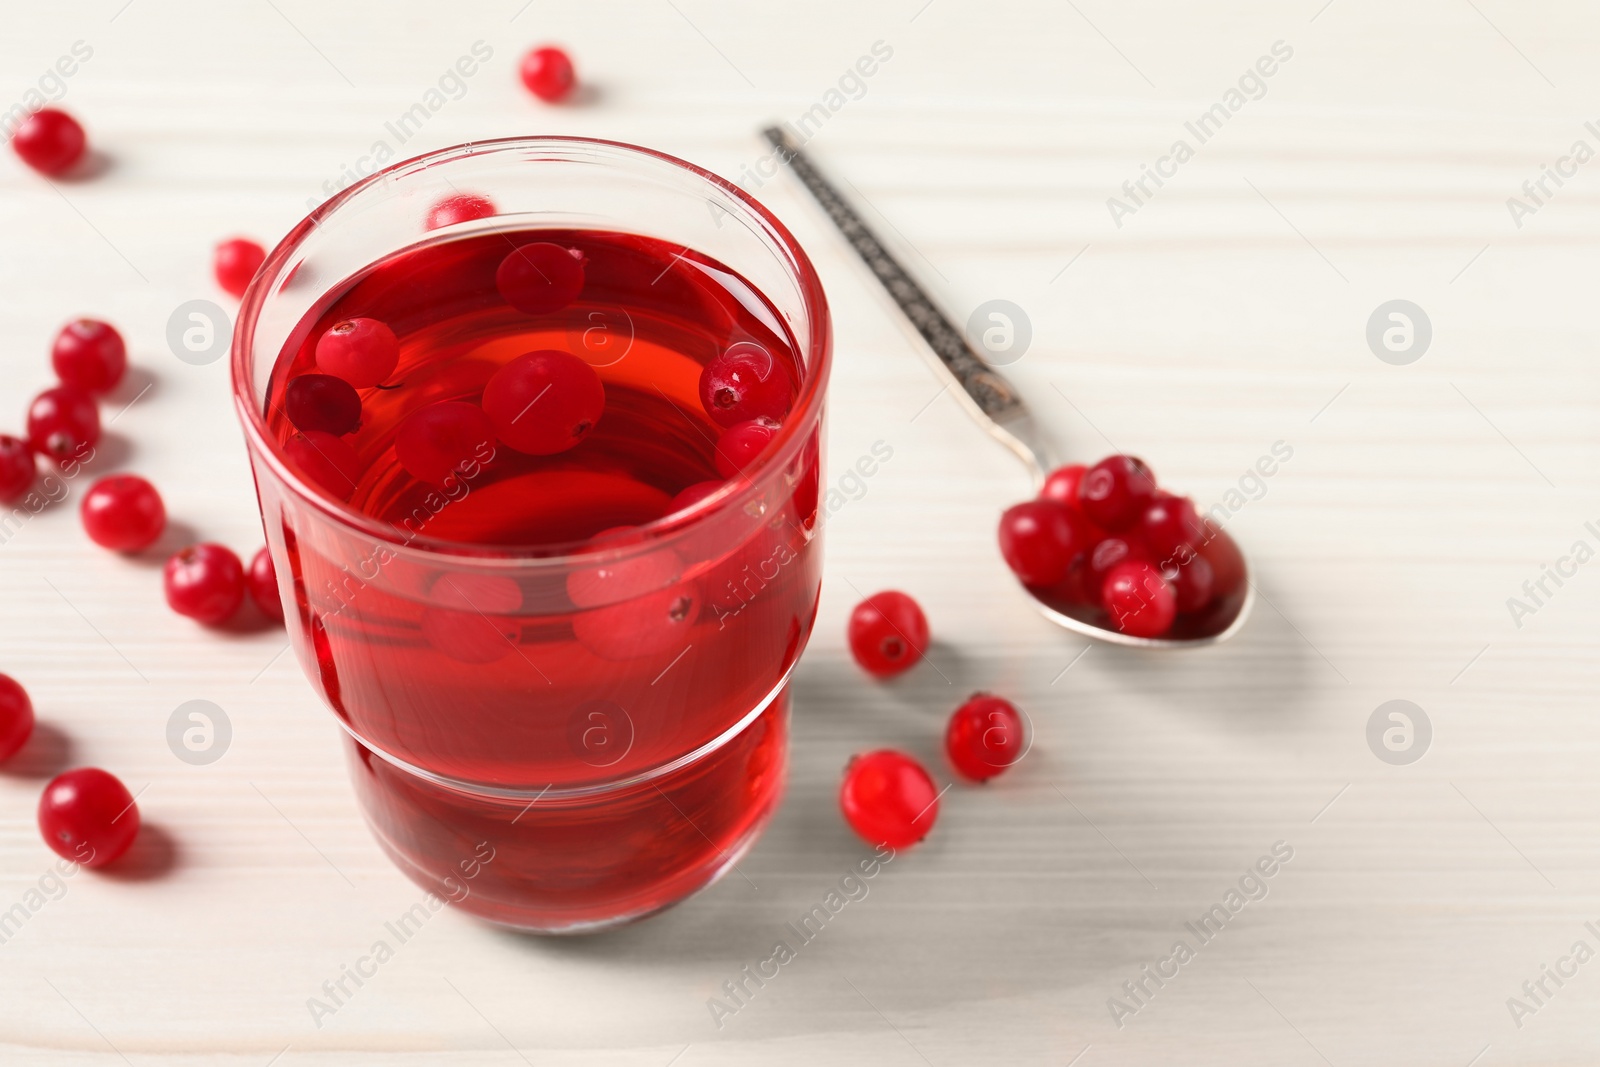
[762,126,1252,649]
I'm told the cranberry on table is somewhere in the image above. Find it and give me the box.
[1039,464,1086,510]
[248,547,285,624]
[520,45,577,103]
[51,319,127,394]
[713,418,780,478]
[699,343,794,427]
[0,673,34,762]
[1102,559,1177,638]
[214,238,266,299]
[26,385,100,466]
[839,749,940,849]
[945,694,1027,782]
[1162,554,1215,614]
[80,474,166,552]
[11,108,86,176]
[496,242,586,315]
[482,350,604,455]
[847,590,929,678]
[1078,454,1156,531]
[284,430,362,500]
[164,543,246,625]
[424,193,496,231]
[284,374,362,436]
[998,500,1087,588]
[395,401,496,485]
[0,435,37,503]
[315,317,399,388]
[38,767,139,868]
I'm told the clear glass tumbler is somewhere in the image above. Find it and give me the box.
[231,138,830,932]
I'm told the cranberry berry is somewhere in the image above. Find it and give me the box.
[670,480,724,514]
[483,350,604,456]
[998,500,1087,588]
[945,694,1027,782]
[713,418,780,478]
[847,590,929,678]
[248,547,285,624]
[396,401,496,485]
[1102,559,1177,638]
[520,46,577,103]
[81,474,166,552]
[1163,555,1215,614]
[27,385,99,467]
[1137,493,1202,561]
[0,435,37,503]
[1039,464,1086,510]
[496,242,586,315]
[284,374,362,436]
[11,108,86,176]
[0,673,35,762]
[1078,454,1156,531]
[315,318,399,389]
[38,767,139,868]
[164,544,246,625]
[214,238,266,299]
[51,319,127,394]
[1086,536,1146,592]
[699,343,794,428]
[425,193,496,231]
[839,749,940,849]
[284,430,362,500]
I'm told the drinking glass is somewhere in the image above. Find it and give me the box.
[231,137,830,932]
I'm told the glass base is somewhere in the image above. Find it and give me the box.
[343,693,789,934]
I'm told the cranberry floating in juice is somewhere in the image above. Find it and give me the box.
[233,139,830,932]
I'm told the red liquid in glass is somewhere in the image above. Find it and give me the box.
[262,228,822,929]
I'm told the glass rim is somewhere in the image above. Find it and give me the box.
[230,135,832,564]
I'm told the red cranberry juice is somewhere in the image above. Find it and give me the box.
[260,228,822,929]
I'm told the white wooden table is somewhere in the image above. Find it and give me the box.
[2,2,1597,1063]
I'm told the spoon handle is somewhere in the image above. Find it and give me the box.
[761,126,1057,485]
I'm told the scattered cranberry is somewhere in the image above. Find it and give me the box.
[315,318,399,388]
[839,750,939,849]
[38,767,139,868]
[1039,464,1086,510]
[1102,560,1177,638]
[997,500,1087,588]
[0,435,37,503]
[80,474,165,552]
[495,242,585,315]
[1136,493,1202,561]
[51,320,127,394]
[11,108,86,176]
[1162,554,1215,614]
[945,694,1027,782]
[395,401,496,485]
[847,590,929,678]
[669,480,724,513]
[1078,454,1156,531]
[284,374,362,436]
[713,418,780,478]
[163,543,246,625]
[248,547,284,623]
[214,238,266,299]
[698,343,794,428]
[284,430,362,500]
[0,674,34,762]
[26,385,99,466]
[425,193,496,230]
[520,46,577,103]
[482,350,604,455]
